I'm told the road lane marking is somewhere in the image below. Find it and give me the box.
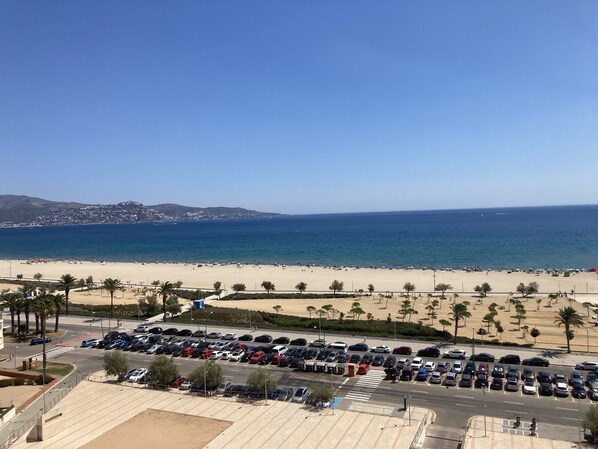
[411,390,429,394]
[455,403,475,408]
[504,401,524,405]
[556,407,576,411]
[455,395,474,399]
[505,410,529,415]
[563,417,580,421]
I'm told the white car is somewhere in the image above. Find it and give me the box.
[555,382,570,397]
[135,325,150,333]
[522,381,537,395]
[210,351,223,360]
[81,338,100,348]
[411,357,424,370]
[222,333,237,340]
[228,350,244,362]
[451,361,463,374]
[371,345,391,354]
[127,368,148,383]
[424,361,437,372]
[220,351,232,360]
[443,349,467,359]
[179,379,192,390]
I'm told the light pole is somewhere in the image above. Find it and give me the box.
[205,311,213,340]
[483,388,487,436]
[204,358,208,398]
[587,328,590,354]
[471,327,476,359]
[13,345,17,369]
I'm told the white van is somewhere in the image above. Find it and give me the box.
[328,342,348,352]
[272,345,288,355]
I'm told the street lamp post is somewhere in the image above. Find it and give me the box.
[472,328,476,359]
[204,358,208,398]
[587,328,590,354]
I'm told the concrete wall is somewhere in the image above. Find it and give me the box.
[0,405,15,429]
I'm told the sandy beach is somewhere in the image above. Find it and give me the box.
[2,259,598,351]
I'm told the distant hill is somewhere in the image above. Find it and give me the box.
[0,195,281,227]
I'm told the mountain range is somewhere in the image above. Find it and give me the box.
[0,195,281,227]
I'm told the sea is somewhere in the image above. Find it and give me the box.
[0,205,597,270]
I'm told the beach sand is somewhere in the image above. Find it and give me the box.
[2,259,598,351]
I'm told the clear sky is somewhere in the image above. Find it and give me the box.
[1,1,597,214]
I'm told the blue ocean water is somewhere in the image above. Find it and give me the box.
[0,205,596,269]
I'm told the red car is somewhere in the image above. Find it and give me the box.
[170,376,187,388]
[249,351,266,364]
[234,343,248,351]
[393,346,412,355]
[271,354,282,365]
[357,363,370,375]
[200,349,213,359]
[180,347,194,357]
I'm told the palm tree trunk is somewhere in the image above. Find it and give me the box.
[54,303,61,333]
[65,289,70,316]
[34,312,40,334]
[16,308,21,334]
[109,292,114,332]
[24,303,30,333]
[163,294,167,323]
[566,324,571,353]
[453,318,459,344]
[9,308,15,334]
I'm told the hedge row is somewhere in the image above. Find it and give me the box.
[221,293,355,300]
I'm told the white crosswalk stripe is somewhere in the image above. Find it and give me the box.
[30,346,75,360]
[344,370,386,402]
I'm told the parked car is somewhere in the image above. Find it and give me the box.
[499,354,521,365]
[207,332,222,339]
[277,387,294,401]
[348,343,368,351]
[417,347,440,358]
[273,336,290,345]
[162,328,179,336]
[308,338,326,347]
[134,325,150,333]
[290,338,307,346]
[179,379,192,390]
[470,352,495,362]
[416,368,429,381]
[569,372,584,386]
[463,361,476,375]
[424,361,437,372]
[222,333,237,340]
[81,338,100,348]
[383,355,397,369]
[451,361,463,374]
[555,382,570,397]
[349,354,361,364]
[360,353,373,365]
[148,327,163,334]
[553,372,567,384]
[430,371,443,384]
[192,330,206,338]
[576,361,598,371]
[357,363,370,375]
[506,376,519,392]
[587,372,598,387]
[393,346,412,355]
[590,386,598,401]
[400,367,413,381]
[30,337,51,345]
[444,372,457,386]
[127,368,148,383]
[459,373,473,388]
[491,364,505,378]
[522,357,549,367]
[573,384,587,399]
[477,363,489,376]
[411,357,424,370]
[371,355,385,366]
[475,374,489,388]
[537,371,552,383]
[249,351,266,363]
[176,329,192,337]
[522,381,537,395]
[216,381,231,395]
[371,345,391,354]
[238,334,254,341]
[436,361,451,373]
[539,382,553,396]
[443,349,467,359]
[521,368,535,382]
[292,387,309,403]
[170,376,186,388]
[490,377,503,390]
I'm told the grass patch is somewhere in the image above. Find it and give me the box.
[30,362,74,377]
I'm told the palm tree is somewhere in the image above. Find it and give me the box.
[449,302,472,344]
[103,278,122,332]
[306,305,316,318]
[57,274,77,316]
[52,293,65,332]
[158,281,175,323]
[17,284,35,334]
[32,293,56,373]
[554,306,584,353]
[2,291,19,333]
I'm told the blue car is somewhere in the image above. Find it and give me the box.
[348,343,369,351]
[416,368,429,382]
[30,337,51,345]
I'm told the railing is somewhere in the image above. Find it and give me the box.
[0,382,74,449]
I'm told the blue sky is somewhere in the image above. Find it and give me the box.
[1,1,597,214]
